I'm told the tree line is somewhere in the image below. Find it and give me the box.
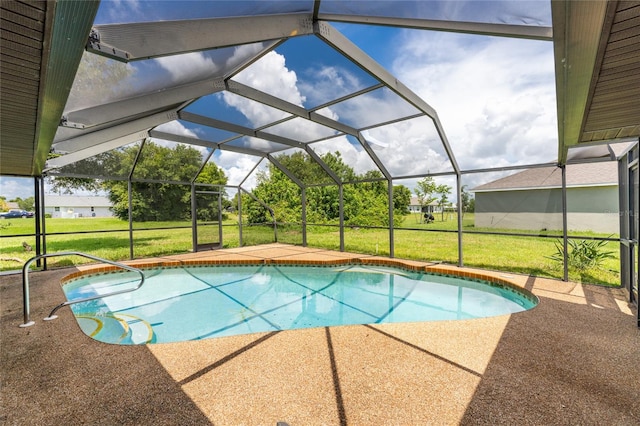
[245,151,412,227]
[46,141,472,224]
[48,141,227,221]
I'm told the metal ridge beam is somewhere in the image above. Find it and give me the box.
[179,111,307,150]
[53,110,177,153]
[226,80,359,136]
[268,154,305,188]
[315,21,460,173]
[318,13,553,41]
[149,129,268,158]
[45,132,145,171]
[63,78,225,129]
[89,13,314,61]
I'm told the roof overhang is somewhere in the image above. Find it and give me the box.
[552,0,640,164]
[0,0,100,176]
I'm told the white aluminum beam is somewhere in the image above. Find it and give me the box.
[89,13,314,61]
[45,132,146,170]
[318,13,553,41]
[53,110,178,153]
[62,79,225,128]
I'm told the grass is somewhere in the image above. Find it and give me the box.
[0,215,621,286]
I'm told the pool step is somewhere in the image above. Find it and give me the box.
[115,313,156,344]
[75,313,156,344]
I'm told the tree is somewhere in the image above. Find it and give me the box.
[393,185,411,216]
[107,142,227,221]
[11,197,35,211]
[414,177,437,223]
[245,151,406,227]
[0,196,9,212]
[48,140,228,221]
[460,185,474,218]
[247,167,301,224]
[435,184,451,221]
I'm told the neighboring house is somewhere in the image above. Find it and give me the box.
[408,196,438,214]
[44,195,113,218]
[472,162,619,234]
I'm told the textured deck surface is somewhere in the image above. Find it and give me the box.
[2,244,639,425]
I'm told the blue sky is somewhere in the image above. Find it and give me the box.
[1,1,557,202]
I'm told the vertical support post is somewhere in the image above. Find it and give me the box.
[40,176,48,269]
[128,179,134,259]
[33,177,43,268]
[457,174,463,267]
[301,187,307,247]
[561,164,569,281]
[388,179,394,258]
[619,156,630,293]
[191,184,197,252]
[339,183,345,252]
[237,187,243,247]
[128,140,145,260]
[218,188,223,247]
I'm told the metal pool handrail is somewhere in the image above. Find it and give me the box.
[20,252,145,328]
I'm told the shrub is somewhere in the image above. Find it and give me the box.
[547,237,615,271]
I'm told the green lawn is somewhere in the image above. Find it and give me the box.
[0,215,620,286]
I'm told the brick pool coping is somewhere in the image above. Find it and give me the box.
[61,243,537,302]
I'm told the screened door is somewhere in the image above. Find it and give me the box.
[193,190,222,251]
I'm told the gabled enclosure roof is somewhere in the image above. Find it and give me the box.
[1,0,639,178]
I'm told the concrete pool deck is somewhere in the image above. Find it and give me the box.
[2,243,639,425]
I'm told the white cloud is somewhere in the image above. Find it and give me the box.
[224,52,384,180]
[212,28,557,193]
[297,65,364,106]
[152,120,212,159]
[215,151,265,188]
[225,43,269,70]
[230,51,303,106]
[155,52,219,82]
[154,120,198,138]
[393,31,558,171]
[0,177,35,201]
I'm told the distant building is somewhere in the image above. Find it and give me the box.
[408,197,456,216]
[44,195,113,218]
[472,162,619,234]
[408,196,439,214]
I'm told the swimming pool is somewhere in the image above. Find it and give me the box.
[62,264,537,345]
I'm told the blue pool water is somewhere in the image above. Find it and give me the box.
[63,264,537,345]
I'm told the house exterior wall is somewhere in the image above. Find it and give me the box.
[43,196,113,218]
[45,206,112,218]
[474,186,619,233]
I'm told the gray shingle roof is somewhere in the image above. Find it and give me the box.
[472,161,618,192]
[44,195,112,207]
